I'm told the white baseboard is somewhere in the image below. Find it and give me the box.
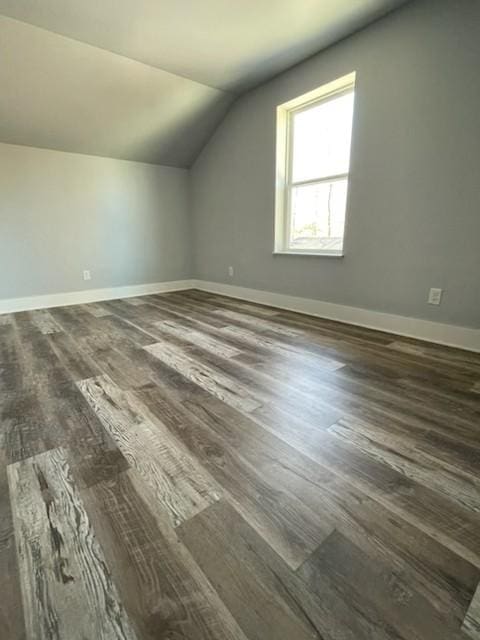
[0,279,195,315]
[192,280,480,353]
[2,277,478,353]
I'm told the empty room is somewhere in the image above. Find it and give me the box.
[1,0,480,638]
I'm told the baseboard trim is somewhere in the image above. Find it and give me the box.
[192,280,480,353]
[2,278,478,352]
[0,279,195,315]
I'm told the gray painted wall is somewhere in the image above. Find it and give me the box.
[0,143,190,299]
[191,0,480,329]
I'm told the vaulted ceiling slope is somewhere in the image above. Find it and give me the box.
[0,0,408,167]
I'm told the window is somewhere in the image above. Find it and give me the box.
[275,73,356,256]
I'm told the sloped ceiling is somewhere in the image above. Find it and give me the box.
[0,0,409,167]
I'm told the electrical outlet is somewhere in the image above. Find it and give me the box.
[228,266,234,277]
[83,270,91,281]
[428,287,442,305]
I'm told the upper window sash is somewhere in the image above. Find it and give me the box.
[286,85,355,186]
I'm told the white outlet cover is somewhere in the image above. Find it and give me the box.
[428,288,442,305]
[83,270,91,281]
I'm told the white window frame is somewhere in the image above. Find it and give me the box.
[274,72,356,257]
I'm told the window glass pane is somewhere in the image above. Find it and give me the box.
[289,179,347,251]
[291,91,354,183]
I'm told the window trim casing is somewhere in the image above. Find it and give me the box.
[274,72,356,257]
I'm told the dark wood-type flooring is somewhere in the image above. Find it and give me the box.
[1,289,480,639]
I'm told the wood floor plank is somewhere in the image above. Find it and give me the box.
[217,299,280,317]
[123,297,148,306]
[49,305,94,339]
[201,292,478,386]
[0,448,25,640]
[327,410,480,481]
[29,310,62,335]
[82,340,152,389]
[154,319,242,358]
[248,348,480,450]
[297,530,466,640]
[329,417,480,514]
[388,340,480,372]
[0,327,23,393]
[145,330,345,429]
[139,309,480,570]
[80,302,112,317]
[145,295,231,329]
[37,381,130,489]
[219,322,344,370]
[178,499,322,640]
[172,389,479,623]
[332,363,480,434]
[7,447,137,640]
[137,382,334,569]
[101,300,176,339]
[463,583,480,639]
[1,389,53,465]
[81,471,248,640]
[252,407,480,568]
[0,323,18,362]
[46,331,102,382]
[77,375,222,527]
[3,291,480,638]
[11,314,72,389]
[98,313,158,348]
[213,307,302,336]
[178,498,425,640]
[145,341,262,412]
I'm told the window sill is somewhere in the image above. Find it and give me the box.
[273,250,344,258]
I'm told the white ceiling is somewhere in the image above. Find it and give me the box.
[0,16,233,167]
[0,0,409,167]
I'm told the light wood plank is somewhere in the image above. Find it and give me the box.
[77,375,221,527]
[29,310,62,335]
[154,319,242,358]
[213,308,301,336]
[219,323,344,370]
[200,295,280,317]
[80,303,111,318]
[7,447,137,640]
[144,341,262,412]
